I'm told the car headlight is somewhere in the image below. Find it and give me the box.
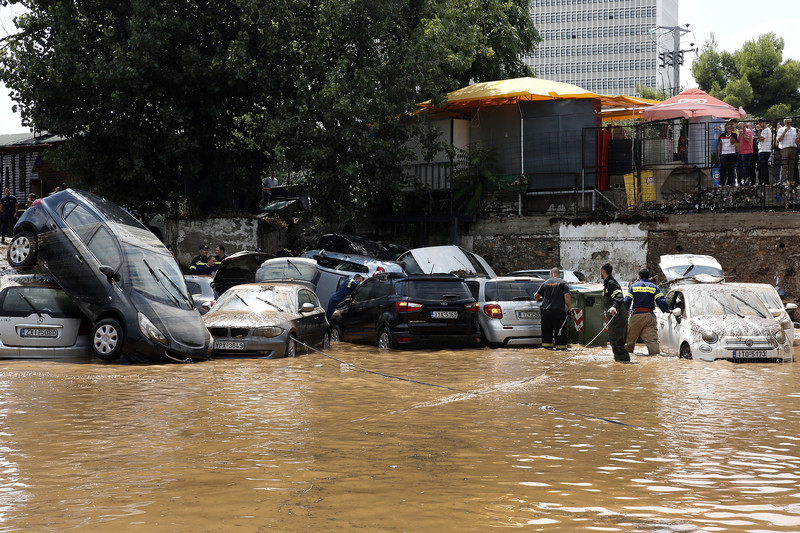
[138,312,168,346]
[781,318,792,329]
[775,330,786,344]
[253,326,284,338]
[701,330,718,344]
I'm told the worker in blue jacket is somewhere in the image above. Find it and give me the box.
[624,268,669,356]
[326,274,364,319]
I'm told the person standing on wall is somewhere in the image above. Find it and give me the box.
[716,122,738,187]
[624,268,669,356]
[777,118,798,185]
[756,118,772,185]
[600,263,629,362]
[534,267,572,350]
[0,188,18,244]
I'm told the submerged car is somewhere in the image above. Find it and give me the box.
[728,282,797,345]
[657,281,793,362]
[330,272,480,349]
[0,274,91,359]
[466,277,543,347]
[203,282,329,357]
[8,189,212,363]
[184,274,216,315]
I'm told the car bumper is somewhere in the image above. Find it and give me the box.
[692,342,793,362]
[391,331,481,349]
[481,323,542,346]
[122,334,213,363]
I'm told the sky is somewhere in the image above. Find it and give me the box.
[0,1,798,134]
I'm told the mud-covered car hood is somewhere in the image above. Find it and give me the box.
[688,314,781,337]
[202,309,295,329]
[131,291,211,350]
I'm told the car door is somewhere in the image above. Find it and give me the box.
[339,279,376,341]
[660,289,684,353]
[297,289,326,345]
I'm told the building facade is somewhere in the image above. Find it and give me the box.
[524,0,680,96]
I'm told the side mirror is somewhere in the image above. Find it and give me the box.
[671,308,682,317]
[99,265,120,281]
[300,302,315,313]
[785,303,798,311]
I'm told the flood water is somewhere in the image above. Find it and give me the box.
[1,344,800,532]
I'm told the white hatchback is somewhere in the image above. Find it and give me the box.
[657,281,793,362]
[0,275,91,359]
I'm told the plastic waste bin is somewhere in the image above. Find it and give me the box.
[568,284,608,347]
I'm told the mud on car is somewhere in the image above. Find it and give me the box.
[8,189,212,363]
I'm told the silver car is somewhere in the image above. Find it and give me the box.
[466,277,544,347]
[203,282,329,358]
[184,274,215,315]
[0,275,91,359]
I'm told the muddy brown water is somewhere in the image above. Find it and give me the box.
[1,344,800,531]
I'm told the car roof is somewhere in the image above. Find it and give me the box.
[465,276,545,283]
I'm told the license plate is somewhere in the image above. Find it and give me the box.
[214,341,245,350]
[517,311,539,319]
[732,350,767,358]
[19,328,58,338]
[431,310,458,319]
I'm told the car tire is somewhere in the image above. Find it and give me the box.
[330,325,342,343]
[92,318,125,361]
[322,332,331,350]
[679,342,693,360]
[286,335,297,357]
[480,327,498,348]
[7,230,38,270]
[377,327,393,350]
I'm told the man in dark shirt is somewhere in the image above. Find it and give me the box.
[190,244,213,274]
[0,188,18,244]
[534,267,572,350]
[601,263,629,362]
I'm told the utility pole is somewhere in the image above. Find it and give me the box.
[653,25,692,96]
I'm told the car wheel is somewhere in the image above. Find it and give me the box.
[286,335,297,357]
[480,327,498,348]
[377,327,393,350]
[7,230,38,270]
[330,325,342,343]
[679,342,693,360]
[322,332,331,349]
[92,318,125,361]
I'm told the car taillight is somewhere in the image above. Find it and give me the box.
[464,302,478,313]
[31,199,42,207]
[394,301,422,313]
[483,303,502,318]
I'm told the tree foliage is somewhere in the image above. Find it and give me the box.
[691,33,800,118]
[635,84,670,101]
[0,0,540,221]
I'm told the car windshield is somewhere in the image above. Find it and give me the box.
[79,192,145,229]
[256,260,317,283]
[124,246,192,308]
[1,286,82,318]
[485,280,544,301]
[747,286,783,309]
[687,289,770,318]
[403,280,472,299]
[215,286,295,313]
[663,264,723,280]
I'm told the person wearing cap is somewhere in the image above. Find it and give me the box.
[190,244,213,274]
[756,118,773,185]
[624,268,669,356]
[777,118,798,185]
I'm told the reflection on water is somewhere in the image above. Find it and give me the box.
[0,346,799,531]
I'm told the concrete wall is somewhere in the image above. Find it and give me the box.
[559,222,647,282]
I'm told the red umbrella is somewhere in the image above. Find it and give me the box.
[642,88,746,121]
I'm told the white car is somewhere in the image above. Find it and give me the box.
[0,275,91,359]
[657,281,793,362]
[659,254,723,282]
[727,282,797,346]
[398,245,497,277]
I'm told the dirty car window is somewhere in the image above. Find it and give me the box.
[688,289,770,317]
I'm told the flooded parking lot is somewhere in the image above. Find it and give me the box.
[1,344,800,531]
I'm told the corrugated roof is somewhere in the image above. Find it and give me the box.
[0,132,65,147]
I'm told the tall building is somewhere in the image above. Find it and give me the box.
[524,0,680,96]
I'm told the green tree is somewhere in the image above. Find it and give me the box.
[0,0,540,221]
[691,33,800,117]
[636,84,671,101]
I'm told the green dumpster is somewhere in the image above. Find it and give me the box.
[567,284,608,347]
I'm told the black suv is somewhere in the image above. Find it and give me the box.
[329,273,480,349]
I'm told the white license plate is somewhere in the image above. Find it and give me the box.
[20,328,58,338]
[732,350,767,358]
[214,341,245,350]
[431,310,458,319]
[517,311,539,319]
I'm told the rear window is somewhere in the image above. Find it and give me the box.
[256,260,318,283]
[401,280,472,300]
[485,280,543,302]
[0,287,82,318]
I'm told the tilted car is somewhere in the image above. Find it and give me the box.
[659,254,723,282]
[330,272,480,349]
[203,281,329,358]
[7,189,212,363]
[466,277,543,347]
[0,274,91,359]
[657,280,793,362]
[184,274,216,315]
[398,245,497,277]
